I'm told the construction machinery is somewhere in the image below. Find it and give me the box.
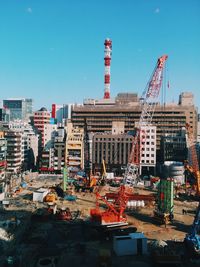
[153,178,174,225]
[96,159,107,186]
[90,185,130,226]
[123,54,168,185]
[74,176,97,192]
[184,123,200,256]
[184,123,200,195]
[90,55,168,226]
[56,207,72,221]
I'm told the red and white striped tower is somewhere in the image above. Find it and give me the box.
[104,38,112,99]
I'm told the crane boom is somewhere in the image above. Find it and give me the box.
[124,55,168,185]
[184,123,200,255]
[185,123,200,195]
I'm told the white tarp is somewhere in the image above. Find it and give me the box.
[33,188,49,202]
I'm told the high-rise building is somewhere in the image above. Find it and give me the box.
[3,98,33,121]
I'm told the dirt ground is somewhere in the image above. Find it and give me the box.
[1,178,199,267]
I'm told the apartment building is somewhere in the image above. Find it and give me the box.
[4,130,22,173]
[8,120,39,170]
[65,122,84,170]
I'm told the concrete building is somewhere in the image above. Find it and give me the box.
[197,114,200,143]
[33,107,51,147]
[0,126,7,181]
[92,132,134,175]
[8,120,39,170]
[40,148,54,173]
[160,129,187,163]
[71,92,198,162]
[0,107,10,122]
[65,122,84,170]
[39,127,66,173]
[140,125,157,175]
[3,98,33,121]
[4,130,22,173]
[53,127,66,172]
[43,124,58,149]
[91,124,156,176]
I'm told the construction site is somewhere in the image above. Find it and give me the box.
[0,43,200,267]
[0,172,199,267]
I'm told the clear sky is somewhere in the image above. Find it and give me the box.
[0,0,200,111]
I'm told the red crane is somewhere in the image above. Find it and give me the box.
[185,123,200,195]
[90,55,168,225]
[184,123,200,255]
[124,55,168,185]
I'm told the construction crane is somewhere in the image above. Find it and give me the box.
[184,123,200,255]
[184,123,200,195]
[124,55,168,185]
[90,55,168,226]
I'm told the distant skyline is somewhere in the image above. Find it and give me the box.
[0,0,200,110]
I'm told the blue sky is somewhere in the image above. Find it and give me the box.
[0,0,200,110]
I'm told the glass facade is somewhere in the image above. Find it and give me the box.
[3,99,33,121]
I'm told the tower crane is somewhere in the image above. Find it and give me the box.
[184,123,200,255]
[124,55,168,185]
[90,55,168,226]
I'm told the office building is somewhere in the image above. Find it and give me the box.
[3,98,33,121]
[71,92,198,162]
[160,129,187,163]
